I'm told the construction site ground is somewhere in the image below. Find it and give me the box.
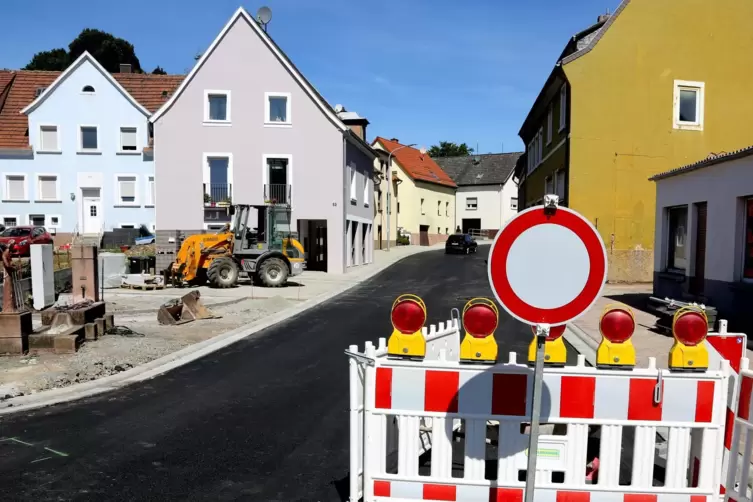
[0,245,444,400]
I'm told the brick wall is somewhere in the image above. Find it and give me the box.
[409,233,449,246]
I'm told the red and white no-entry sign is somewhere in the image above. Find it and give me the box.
[487,205,607,326]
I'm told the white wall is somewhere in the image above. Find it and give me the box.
[455,179,518,232]
[654,155,753,283]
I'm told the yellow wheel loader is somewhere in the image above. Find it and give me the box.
[169,204,305,288]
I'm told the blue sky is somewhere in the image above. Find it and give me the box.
[1,0,617,154]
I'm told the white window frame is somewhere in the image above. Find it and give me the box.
[37,124,61,153]
[559,85,567,131]
[673,80,705,131]
[511,197,518,210]
[555,168,566,201]
[117,125,140,154]
[35,173,60,202]
[3,173,28,201]
[350,166,357,202]
[0,215,21,228]
[81,85,96,94]
[146,175,155,207]
[546,105,553,145]
[77,124,101,154]
[203,90,232,125]
[544,176,554,195]
[47,214,62,229]
[421,198,425,215]
[261,154,291,204]
[27,214,48,227]
[114,173,140,207]
[204,153,235,200]
[437,201,441,216]
[150,222,156,232]
[363,176,370,207]
[537,128,543,165]
[466,197,478,211]
[264,92,292,127]
[445,201,449,217]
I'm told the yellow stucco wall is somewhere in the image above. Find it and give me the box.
[563,0,753,282]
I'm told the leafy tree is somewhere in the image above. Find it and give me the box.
[428,141,474,158]
[24,48,70,71]
[151,66,167,75]
[24,29,147,73]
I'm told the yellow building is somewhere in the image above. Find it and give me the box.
[516,0,753,282]
[372,137,457,247]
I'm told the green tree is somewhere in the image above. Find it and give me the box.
[151,66,167,75]
[24,48,70,71]
[24,29,145,73]
[428,141,474,158]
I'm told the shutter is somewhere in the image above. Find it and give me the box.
[7,176,24,200]
[119,177,136,200]
[120,128,137,151]
[39,176,56,200]
[149,177,155,204]
[41,126,57,151]
[556,171,566,199]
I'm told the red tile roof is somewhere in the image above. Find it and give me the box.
[0,70,184,149]
[374,137,457,188]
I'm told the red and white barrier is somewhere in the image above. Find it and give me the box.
[347,336,731,502]
[724,357,753,502]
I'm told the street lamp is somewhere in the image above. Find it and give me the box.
[386,143,415,251]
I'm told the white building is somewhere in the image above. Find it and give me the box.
[650,146,753,334]
[435,153,521,237]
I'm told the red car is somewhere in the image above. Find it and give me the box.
[0,226,53,257]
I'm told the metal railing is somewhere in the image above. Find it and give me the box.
[203,183,232,206]
[264,184,291,205]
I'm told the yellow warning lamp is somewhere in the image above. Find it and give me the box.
[459,298,499,363]
[668,307,709,372]
[596,305,636,369]
[527,324,567,367]
[387,294,427,360]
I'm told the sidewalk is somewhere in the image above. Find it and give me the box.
[565,284,753,368]
[0,243,445,407]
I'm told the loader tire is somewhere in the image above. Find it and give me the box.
[258,257,288,288]
[207,257,239,288]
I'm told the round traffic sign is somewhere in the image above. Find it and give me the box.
[487,205,607,326]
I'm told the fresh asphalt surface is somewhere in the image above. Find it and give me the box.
[0,245,579,501]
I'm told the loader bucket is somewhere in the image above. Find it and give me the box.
[157,291,218,325]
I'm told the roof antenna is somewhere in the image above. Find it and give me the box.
[257,6,272,33]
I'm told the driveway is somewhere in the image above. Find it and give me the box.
[0,245,577,501]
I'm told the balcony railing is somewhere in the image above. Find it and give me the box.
[204,183,232,207]
[264,184,291,205]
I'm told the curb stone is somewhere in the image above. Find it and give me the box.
[564,323,598,366]
[0,246,442,416]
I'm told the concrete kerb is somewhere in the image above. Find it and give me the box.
[563,323,598,366]
[0,245,441,416]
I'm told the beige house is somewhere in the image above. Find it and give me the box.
[372,137,457,247]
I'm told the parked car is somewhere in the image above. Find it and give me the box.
[0,226,54,257]
[445,233,478,254]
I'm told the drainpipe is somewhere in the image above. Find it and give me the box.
[343,136,348,271]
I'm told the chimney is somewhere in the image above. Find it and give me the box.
[119,64,132,74]
[390,138,399,143]
[597,12,611,23]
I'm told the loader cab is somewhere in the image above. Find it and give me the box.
[229,204,292,255]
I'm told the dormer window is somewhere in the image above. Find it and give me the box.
[82,85,95,93]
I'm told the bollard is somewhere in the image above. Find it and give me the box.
[84,322,98,341]
[95,318,106,337]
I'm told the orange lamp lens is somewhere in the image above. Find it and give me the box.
[391,300,426,334]
[464,304,498,338]
[600,308,635,343]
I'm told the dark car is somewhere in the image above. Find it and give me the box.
[0,226,54,257]
[445,233,478,254]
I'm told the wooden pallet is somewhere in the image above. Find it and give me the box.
[121,283,165,291]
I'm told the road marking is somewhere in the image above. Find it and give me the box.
[31,456,51,463]
[44,447,68,457]
[0,437,34,447]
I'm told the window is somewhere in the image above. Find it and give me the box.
[119,224,136,229]
[545,176,554,195]
[397,202,401,214]
[350,167,357,201]
[82,85,95,93]
[466,197,478,210]
[421,198,425,215]
[546,104,553,145]
[117,175,137,205]
[438,227,441,234]
[39,125,59,152]
[2,217,17,227]
[445,201,449,216]
[437,201,441,216]
[49,216,60,227]
[4,174,26,201]
[120,127,138,152]
[667,206,688,271]
[555,169,566,201]
[559,85,567,131]
[673,80,704,131]
[446,228,449,234]
[29,214,45,226]
[265,92,292,125]
[511,197,518,210]
[37,174,58,201]
[204,90,231,123]
[147,176,155,206]
[537,128,543,164]
[363,177,370,206]
[79,126,98,151]
[743,197,753,280]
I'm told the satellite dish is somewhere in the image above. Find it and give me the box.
[257,6,272,25]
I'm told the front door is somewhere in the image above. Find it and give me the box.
[304,220,328,272]
[81,188,102,234]
[419,225,430,246]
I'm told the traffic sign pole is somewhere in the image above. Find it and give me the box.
[525,324,548,502]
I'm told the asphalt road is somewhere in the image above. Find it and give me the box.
[0,245,578,502]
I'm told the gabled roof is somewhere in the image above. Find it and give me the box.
[649,145,753,182]
[150,6,347,133]
[372,137,457,188]
[21,52,152,116]
[561,1,629,65]
[434,153,522,186]
[0,68,183,150]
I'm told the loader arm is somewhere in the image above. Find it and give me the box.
[171,232,234,283]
